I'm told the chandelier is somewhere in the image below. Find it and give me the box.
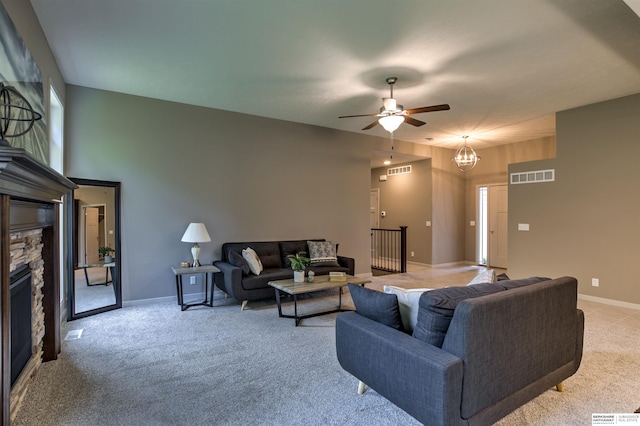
[453,136,480,171]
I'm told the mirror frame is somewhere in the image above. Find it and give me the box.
[67,178,122,320]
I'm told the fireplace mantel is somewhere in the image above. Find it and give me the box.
[0,146,76,425]
[0,147,74,203]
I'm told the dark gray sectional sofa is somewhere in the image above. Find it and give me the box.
[336,276,584,426]
[214,239,354,310]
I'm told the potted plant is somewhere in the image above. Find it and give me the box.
[99,245,115,263]
[287,251,310,283]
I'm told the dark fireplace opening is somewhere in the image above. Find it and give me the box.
[10,265,32,388]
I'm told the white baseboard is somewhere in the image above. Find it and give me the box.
[578,294,640,311]
[428,261,470,268]
[123,289,228,307]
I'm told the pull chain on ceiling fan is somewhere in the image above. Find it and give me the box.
[339,77,450,133]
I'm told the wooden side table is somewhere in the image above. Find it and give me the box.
[171,264,220,311]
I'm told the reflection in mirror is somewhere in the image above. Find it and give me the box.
[67,178,121,320]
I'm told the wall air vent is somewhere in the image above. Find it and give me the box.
[510,169,555,185]
[387,165,412,176]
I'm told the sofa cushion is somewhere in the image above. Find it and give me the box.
[307,264,350,276]
[383,285,432,333]
[242,247,263,275]
[307,240,340,267]
[241,268,293,290]
[247,242,282,269]
[497,276,549,290]
[413,283,506,347]
[229,251,250,276]
[348,283,402,330]
[279,240,309,268]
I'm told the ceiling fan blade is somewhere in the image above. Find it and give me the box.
[339,113,379,118]
[362,120,379,130]
[403,116,426,127]
[405,104,450,115]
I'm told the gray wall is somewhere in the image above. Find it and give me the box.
[65,85,381,302]
[371,160,433,264]
[432,166,465,264]
[509,94,640,305]
[464,137,556,262]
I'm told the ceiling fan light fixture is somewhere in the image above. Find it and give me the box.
[453,136,480,172]
[379,115,404,133]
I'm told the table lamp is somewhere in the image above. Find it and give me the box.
[181,223,211,267]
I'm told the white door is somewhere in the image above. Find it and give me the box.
[370,189,380,260]
[489,185,508,268]
[370,189,380,229]
[85,207,100,264]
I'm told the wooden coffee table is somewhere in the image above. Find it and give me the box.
[268,275,371,326]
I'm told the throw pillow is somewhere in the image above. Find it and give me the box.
[383,285,432,333]
[242,247,263,275]
[466,269,496,286]
[348,283,403,330]
[412,283,506,347]
[229,251,250,276]
[307,240,340,267]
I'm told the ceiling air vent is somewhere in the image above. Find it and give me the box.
[387,165,412,176]
[510,169,555,185]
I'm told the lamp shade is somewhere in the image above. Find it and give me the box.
[378,115,404,133]
[181,223,211,243]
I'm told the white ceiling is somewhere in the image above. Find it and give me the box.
[30,0,640,158]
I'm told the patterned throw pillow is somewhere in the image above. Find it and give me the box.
[307,241,339,267]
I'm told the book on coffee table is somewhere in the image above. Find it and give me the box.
[329,272,346,282]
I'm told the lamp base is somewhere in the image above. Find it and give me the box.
[191,244,201,267]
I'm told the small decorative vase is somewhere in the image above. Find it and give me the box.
[307,271,315,283]
[104,255,113,263]
[293,270,305,283]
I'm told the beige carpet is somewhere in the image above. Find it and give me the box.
[13,264,640,425]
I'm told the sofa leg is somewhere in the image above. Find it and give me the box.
[556,382,564,392]
[357,381,367,394]
[241,300,248,311]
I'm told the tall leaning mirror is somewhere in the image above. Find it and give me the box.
[67,178,122,320]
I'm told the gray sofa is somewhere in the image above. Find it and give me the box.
[336,276,584,426]
[214,239,354,310]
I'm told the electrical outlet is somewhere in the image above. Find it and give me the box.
[411,251,415,257]
[190,276,196,285]
[592,278,599,287]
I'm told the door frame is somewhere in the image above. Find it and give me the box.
[80,203,106,265]
[476,183,508,267]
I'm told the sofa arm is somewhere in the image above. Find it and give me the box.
[212,261,242,298]
[337,256,355,275]
[336,312,464,426]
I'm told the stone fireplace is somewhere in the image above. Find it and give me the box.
[0,147,76,424]
[8,230,44,422]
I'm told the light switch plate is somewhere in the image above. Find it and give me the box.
[518,223,530,231]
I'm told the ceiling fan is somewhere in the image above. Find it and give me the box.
[339,77,450,132]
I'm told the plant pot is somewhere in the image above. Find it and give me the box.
[104,255,113,263]
[293,270,305,283]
